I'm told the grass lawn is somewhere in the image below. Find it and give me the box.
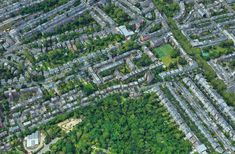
[153,44,178,66]
[161,56,175,66]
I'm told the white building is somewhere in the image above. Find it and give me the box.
[25,131,40,149]
[116,25,134,38]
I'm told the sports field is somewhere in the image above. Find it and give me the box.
[153,44,177,66]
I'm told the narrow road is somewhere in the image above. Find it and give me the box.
[38,138,60,154]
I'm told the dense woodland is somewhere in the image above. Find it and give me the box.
[44,94,192,154]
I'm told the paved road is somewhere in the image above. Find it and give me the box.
[38,138,60,154]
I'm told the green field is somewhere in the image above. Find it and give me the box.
[153,44,178,66]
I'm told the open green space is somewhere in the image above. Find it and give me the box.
[202,40,234,60]
[47,94,192,154]
[153,44,175,58]
[153,44,179,67]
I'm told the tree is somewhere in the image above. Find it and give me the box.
[0,100,9,112]
[178,57,187,66]
[66,141,75,154]
[168,62,177,69]
[49,94,192,153]
[82,82,96,95]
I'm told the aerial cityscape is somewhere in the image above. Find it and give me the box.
[0,0,235,153]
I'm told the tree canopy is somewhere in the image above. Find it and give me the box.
[48,94,192,154]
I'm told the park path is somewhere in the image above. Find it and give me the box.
[38,138,60,154]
